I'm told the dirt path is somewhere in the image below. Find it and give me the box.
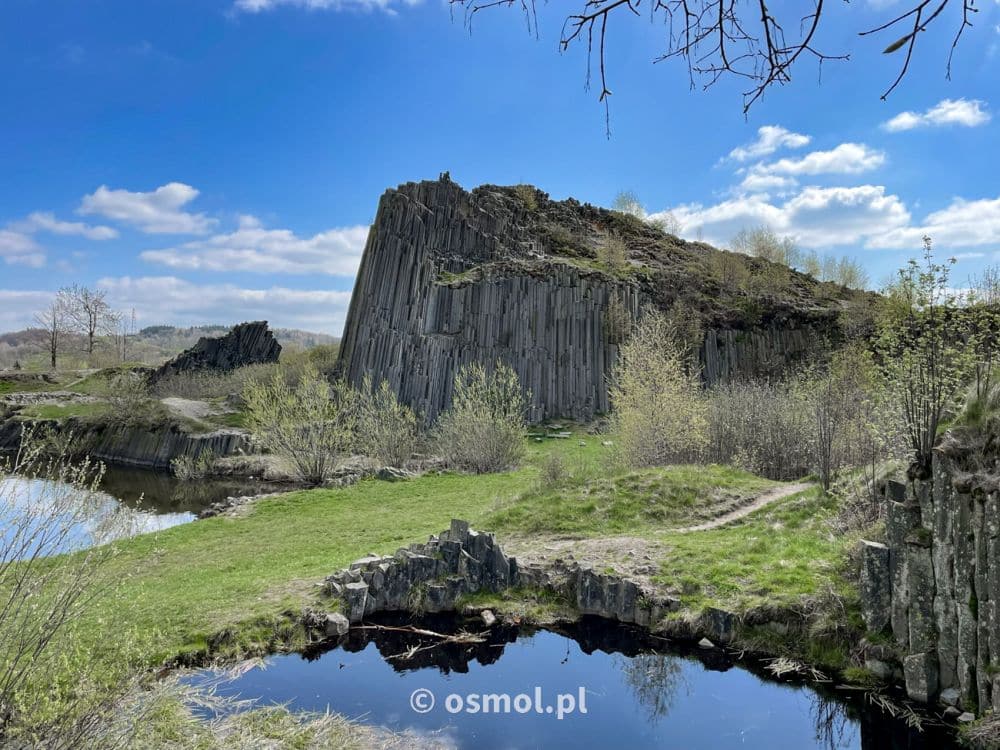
[671,481,813,533]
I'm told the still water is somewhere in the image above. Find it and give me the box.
[188,615,959,750]
[0,461,264,552]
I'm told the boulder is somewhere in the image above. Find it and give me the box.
[325,612,350,637]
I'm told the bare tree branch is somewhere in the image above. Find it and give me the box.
[450,0,980,126]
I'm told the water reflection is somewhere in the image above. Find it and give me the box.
[0,459,273,554]
[186,614,961,750]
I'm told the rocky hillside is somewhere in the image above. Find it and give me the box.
[338,175,872,423]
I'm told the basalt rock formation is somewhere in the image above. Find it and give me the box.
[338,175,868,423]
[322,519,680,627]
[149,321,281,384]
[861,431,1000,715]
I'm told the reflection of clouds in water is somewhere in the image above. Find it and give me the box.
[0,475,194,555]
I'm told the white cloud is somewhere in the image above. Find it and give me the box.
[234,0,421,12]
[78,183,216,235]
[0,290,55,330]
[96,276,352,333]
[882,98,991,132]
[656,184,910,248]
[0,230,45,267]
[726,125,811,162]
[736,172,799,195]
[140,216,369,276]
[868,196,1000,249]
[752,143,886,178]
[11,211,118,240]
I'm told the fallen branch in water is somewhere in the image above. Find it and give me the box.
[764,656,830,683]
[354,624,488,661]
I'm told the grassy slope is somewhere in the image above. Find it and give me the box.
[73,435,849,671]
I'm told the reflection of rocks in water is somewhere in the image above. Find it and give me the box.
[95,463,270,516]
[302,613,517,674]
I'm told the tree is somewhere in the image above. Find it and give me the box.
[243,365,358,485]
[356,376,420,467]
[611,190,644,218]
[434,361,528,473]
[33,290,72,370]
[609,308,708,467]
[878,237,973,477]
[451,1,979,123]
[63,285,113,357]
[611,190,680,235]
[106,308,137,364]
[731,226,799,267]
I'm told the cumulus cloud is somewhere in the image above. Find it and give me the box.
[656,184,910,248]
[867,195,1000,249]
[234,0,421,12]
[96,276,352,333]
[752,143,886,178]
[0,230,45,267]
[78,183,216,235]
[10,211,118,240]
[882,98,991,132]
[726,125,811,162]
[140,216,369,276]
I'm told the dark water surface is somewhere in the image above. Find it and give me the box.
[188,615,959,750]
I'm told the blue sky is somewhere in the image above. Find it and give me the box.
[1,0,999,333]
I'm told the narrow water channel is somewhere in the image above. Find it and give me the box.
[187,614,958,750]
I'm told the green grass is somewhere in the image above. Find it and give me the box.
[0,377,61,395]
[652,487,855,612]
[61,432,846,679]
[19,401,111,421]
[488,464,776,535]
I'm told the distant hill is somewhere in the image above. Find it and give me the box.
[0,324,338,371]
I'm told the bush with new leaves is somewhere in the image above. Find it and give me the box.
[243,364,357,485]
[357,376,420,468]
[609,309,708,467]
[434,361,528,474]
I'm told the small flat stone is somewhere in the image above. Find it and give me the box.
[698,638,715,649]
[957,712,976,724]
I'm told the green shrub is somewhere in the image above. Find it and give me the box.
[357,377,420,467]
[434,361,528,474]
[609,309,709,468]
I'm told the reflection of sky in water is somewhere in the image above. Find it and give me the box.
[0,475,194,556]
[185,631,869,750]
[184,626,960,749]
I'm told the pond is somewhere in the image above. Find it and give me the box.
[0,461,269,554]
[187,614,959,750]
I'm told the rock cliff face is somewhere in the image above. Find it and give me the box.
[149,321,281,384]
[338,176,864,422]
[0,415,251,471]
[861,438,1000,715]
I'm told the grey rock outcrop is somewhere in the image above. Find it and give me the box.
[337,177,864,423]
[0,415,250,471]
[149,321,280,384]
[322,519,678,626]
[873,436,1000,715]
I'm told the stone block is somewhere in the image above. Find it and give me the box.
[859,540,891,632]
[344,581,369,623]
[904,652,939,703]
